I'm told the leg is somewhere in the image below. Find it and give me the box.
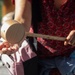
[55,56,75,75]
[23,56,38,75]
[39,58,56,75]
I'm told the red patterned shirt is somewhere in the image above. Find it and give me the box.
[12,0,75,57]
[37,0,75,58]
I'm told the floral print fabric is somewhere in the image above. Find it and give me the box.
[37,0,75,57]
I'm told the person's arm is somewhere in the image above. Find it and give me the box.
[14,0,32,32]
[0,0,32,55]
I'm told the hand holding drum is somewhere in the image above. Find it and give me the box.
[1,20,66,44]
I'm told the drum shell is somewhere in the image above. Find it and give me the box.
[1,20,25,44]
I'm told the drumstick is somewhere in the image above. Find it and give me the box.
[25,32,66,41]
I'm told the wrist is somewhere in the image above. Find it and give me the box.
[14,17,26,23]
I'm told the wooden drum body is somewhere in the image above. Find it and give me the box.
[1,20,25,44]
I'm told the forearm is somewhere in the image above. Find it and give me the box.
[14,0,32,32]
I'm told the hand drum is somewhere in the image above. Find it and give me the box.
[1,20,25,44]
[1,20,66,44]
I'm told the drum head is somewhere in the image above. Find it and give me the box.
[1,20,25,44]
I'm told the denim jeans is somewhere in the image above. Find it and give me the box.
[39,51,75,75]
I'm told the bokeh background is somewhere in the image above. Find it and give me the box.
[0,0,14,75]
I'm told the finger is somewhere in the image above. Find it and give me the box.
[12,44,19,49]
[65,30,75,45]
[67,31,74,41]
[0,41,10,49]
[0,43,6,50]
[3,42,10,48]
[64,39,68,45]
[2,48,13,55]
[7,48,14,55]
[2,48,8,54]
